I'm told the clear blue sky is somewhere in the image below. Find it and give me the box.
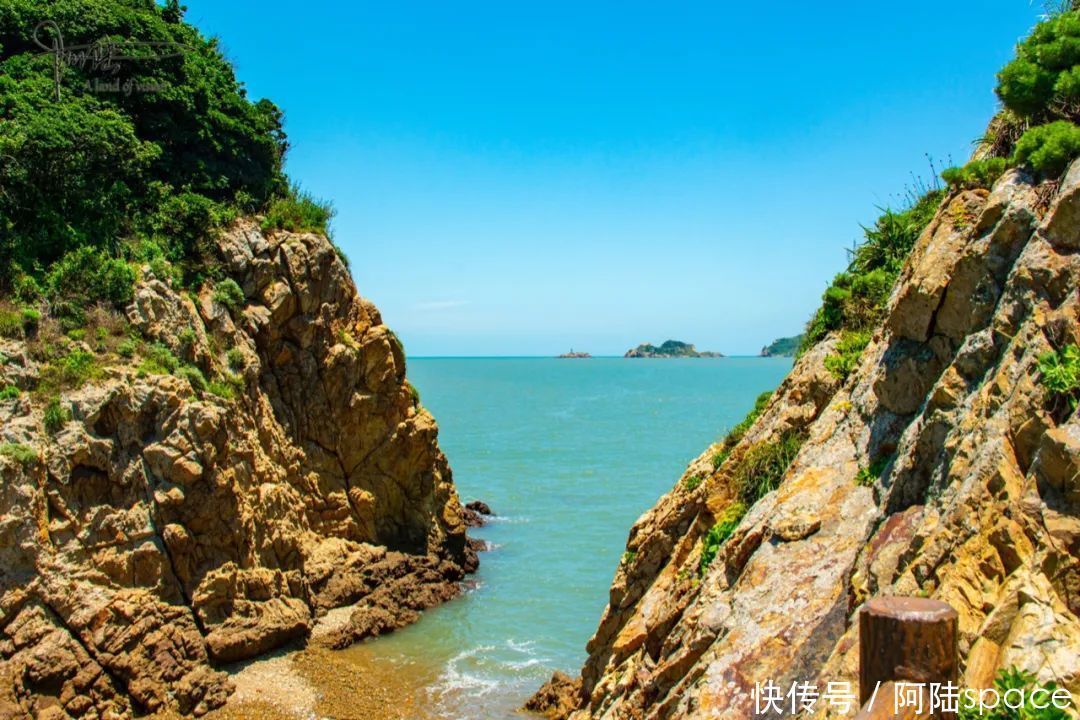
[183,1,1043,356]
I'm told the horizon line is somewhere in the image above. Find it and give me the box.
[405,354,792,359]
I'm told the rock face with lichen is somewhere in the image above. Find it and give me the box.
[531,161,1080,719]
[0,222,476,718]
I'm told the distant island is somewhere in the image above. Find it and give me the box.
[558,350,592,358]
[760,335,804,357]
[624,340,723,358]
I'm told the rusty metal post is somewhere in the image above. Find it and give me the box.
[859,597,958,718]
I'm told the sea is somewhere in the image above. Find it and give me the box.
[338,356,793,719]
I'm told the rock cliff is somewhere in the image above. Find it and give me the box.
[0,223,475,718]
[533,162,1080,718]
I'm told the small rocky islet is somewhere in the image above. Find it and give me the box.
[623,340,723,358]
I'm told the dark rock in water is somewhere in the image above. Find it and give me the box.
[463,500,495,526]
[466,500,494,516]
[468,537,489,553]
[525,672,583,719]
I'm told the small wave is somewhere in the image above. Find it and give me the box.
[427,639,552,715]
[506,658,545,670]
[482,515,531,525]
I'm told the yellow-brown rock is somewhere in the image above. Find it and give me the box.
[0,223,475,718]
[533,163,1080,719]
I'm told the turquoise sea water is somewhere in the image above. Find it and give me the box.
[343,357,793,719]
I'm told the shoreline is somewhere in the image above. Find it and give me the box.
[150,639,439,720]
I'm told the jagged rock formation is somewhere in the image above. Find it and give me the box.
[533,162,1080,718]
[0,223,475,718]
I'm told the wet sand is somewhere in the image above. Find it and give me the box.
[152,643,440,720]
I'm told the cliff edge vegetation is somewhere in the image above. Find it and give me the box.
[531,7,1080,719]
[0,2,476,717]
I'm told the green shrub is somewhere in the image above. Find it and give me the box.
[405,380,421,405]
[725,391,772,447]
[621,550,637,566]
[41,350,101,390]
[12,275,42,304]
[0,442,36,467]
[138,343,180,375]
[212,279,245,313]
[332,242,351,269]
[699,502,747,575]
[855,455,892,487]
[684,474,705,491]
[177,365,207,393]
[207,381,234,400]
[734,432,805,506]
[996,10,1080,120]
[0,309,21,338]
[958,667,1072,720]
[0,385,19,400]
[43,397,70,435]
[226,348,246,371]
[207,372,244,400]
[20,307,40,333]
[707,391,775,473]
[117,338,139,359]
[1037,344,1080,411]
[801,191,943,353]
[824,330,873,381]
[261,185,336,236]
[148,192,234,265]
[0,0,288,290]
[44,247,136,326]
[178,327,197,348]
[1013,120,1080,177]
[941,157,1010,189]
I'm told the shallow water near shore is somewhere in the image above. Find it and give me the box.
[335,356,793,719]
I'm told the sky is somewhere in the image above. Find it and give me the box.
[182,0,1046,356]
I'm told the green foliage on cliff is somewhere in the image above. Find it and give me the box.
[1038,344,1080,412]
[987,8,1080,180]
[683,473,704,491]
[699,502,746,575]
[212,279,245,313]
[734,431,804,506]
[801,190,942,354]
[262,185,336,236]
[42,397,70,434]
[1014,121,1080,177]
[855,455,891,487]
[0,0,338,310]
[824,330,872,381]
[997,9,1080,122]
[0,442,37,466]
[800,5,1080,361]
[712,390,773,469]
[941,157,1009,190]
